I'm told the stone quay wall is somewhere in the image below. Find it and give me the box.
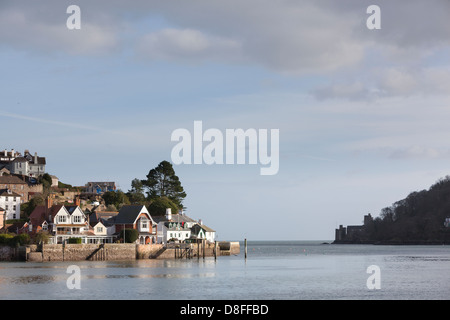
[1,241,240,262]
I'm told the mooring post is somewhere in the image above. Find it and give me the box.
[244,238,247,259]
[214,241,217,260]
[202,239,205,259]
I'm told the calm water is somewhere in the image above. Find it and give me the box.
[0,241,449,300]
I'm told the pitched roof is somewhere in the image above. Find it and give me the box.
[114,205,152,224]
[0,175,27,184]
[12,157,28,163]
[192,223,215,233]
[152,213,197,224]
[0,189,22,197]
[28,205,47,226]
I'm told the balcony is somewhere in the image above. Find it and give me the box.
[55,227,82,235]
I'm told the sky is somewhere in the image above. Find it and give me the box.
[1,0,450,241]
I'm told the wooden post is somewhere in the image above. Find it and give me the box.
[244,238,247,259]
[202,239,205,259]
[214,241,217,260]
[197,241,200,259]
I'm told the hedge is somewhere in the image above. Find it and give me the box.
[0,233,30,247]
[67,237,82,244]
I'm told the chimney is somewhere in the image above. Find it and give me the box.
[11,149,15,157]
[34,152,38,164]
[166,208,172,220]
[199,219,203,225]
[46,196,53,209]
[3,149,6,157]
[75,197,81,207]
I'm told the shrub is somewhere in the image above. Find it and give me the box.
[123,229,139,243]
[0,234,14,244]
[34,232,50,244]
[7,234,30,247]
[67,237,82,244]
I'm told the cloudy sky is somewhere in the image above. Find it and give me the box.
[2,0,450,240]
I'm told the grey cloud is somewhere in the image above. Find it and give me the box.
[1,0,449,77]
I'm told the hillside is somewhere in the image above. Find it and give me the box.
[335,176,450,244]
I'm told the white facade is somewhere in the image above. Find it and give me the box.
[52,206,88,243]
[159,222,191,243]
[92,221,107,236]
[0,190,21,220]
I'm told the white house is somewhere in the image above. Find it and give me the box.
[52,205,89,243]
[191,222,216,243]
[153,208,208,244]
[0,189,21,220]
[10,150,46,178]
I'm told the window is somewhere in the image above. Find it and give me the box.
[58,215,67,223]
[73,216,81,223]
[97,227,103,233]
[13,205,16,211]
[5,205,8,210]
[13,214,16,219]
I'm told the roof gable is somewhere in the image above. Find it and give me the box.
[0,189,22,197]
[65,205,84,216]
[115,205,153,225]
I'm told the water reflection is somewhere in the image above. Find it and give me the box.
[85,273,216,280]
[11,275,56,284]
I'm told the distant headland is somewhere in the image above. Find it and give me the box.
[333,176,450,245]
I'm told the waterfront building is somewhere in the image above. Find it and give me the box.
[153,208,216,244]
[26,197,115,244]
[113,205,157,245]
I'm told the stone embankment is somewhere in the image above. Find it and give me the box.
[0,241,240,262]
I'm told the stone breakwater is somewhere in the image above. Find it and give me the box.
[0,242,240,262]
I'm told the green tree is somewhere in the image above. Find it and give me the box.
[127,178,146,204]
[142,160,186,208]
[102,190,130,209]
[148,196,179,216]
[34,231,50,245]
[40,173,53,190]
[22,195,45,218]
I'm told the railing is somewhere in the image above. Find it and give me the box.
[55,231,82,235]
